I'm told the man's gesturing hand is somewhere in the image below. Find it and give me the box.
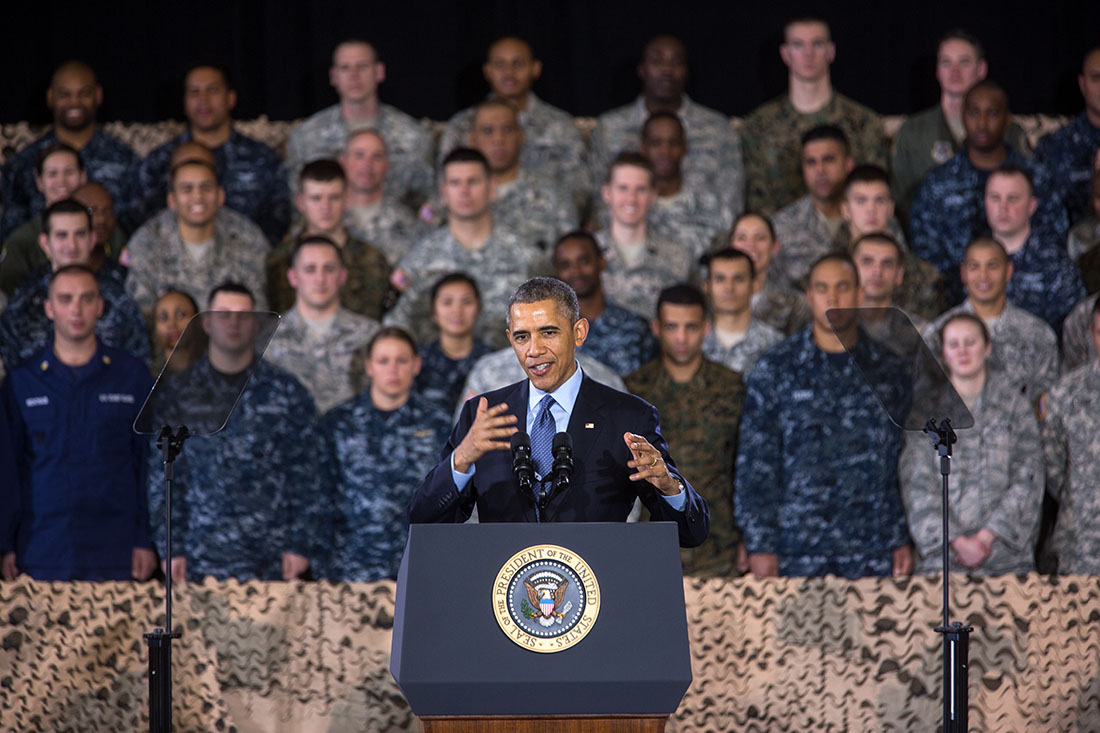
[453,398,518,473]
[624,432,680,496]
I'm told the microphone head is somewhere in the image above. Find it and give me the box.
[552,431,573,452]
[511,431,531,452]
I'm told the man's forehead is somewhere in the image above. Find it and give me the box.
[658,302,706,323]
[986,172,1029,193]
[444,161,487,180]
[473,106,518,127]
[643,37,686,60]
[938,38,979,60]
[52,67,97,90]
[853,241,898,261]
[296,244,342,266]
[809,261,857,284]
[785,22,830,42]
[41,151,80,170]
[489,38,533,62]
[642,118,684,141]
[711,257,751,275]
[49,272,98,295]
[509,300,570,328]
[803,139,844,158]
[302,178,344,194]
[847,180,889,198]
[185,67,227,88]
[49,213,90,231]
[174,165,218,184]
[334,42,376,65]
[555,236,599,260]
[964,245,1006,264]
[609,164,651,184]
[965,87,1007,110]
[210,293,252,311]
[75,183,111,206]
[346,130,386,154]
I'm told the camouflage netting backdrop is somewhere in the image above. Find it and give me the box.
[1,573,1098,732]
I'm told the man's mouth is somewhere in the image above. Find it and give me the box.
[528,361,552,377]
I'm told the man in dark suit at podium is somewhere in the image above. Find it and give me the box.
[409,277,709,548]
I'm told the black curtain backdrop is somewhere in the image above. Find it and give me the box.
[3,0,1099,125]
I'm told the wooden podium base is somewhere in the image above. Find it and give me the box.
[420,714,668,733]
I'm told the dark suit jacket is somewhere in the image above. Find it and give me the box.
[408,374,710,548]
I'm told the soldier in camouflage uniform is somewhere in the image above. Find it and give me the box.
[0,200,149,370]
[726,212,813,336]
[415,273,493,411]
[467,100,577,262]
[625,284,746,577]
[900,313,1042,575]
[835,165,945,321]
[285,40,433,204]
[701,249,783,375]
[123,160,268,318]
[736,254,913,579]
[892,30,1033,228]
[983,167,1085,328]
[850,234,929,332]
[148,284,321,583]
[596,153,694,320]
[923,238,1059,403]
[639,112,735,261]
[320,327,452,581]
[1,61,141,239]
[1034,47,1100,226]
[385,149,541,349]
[437,36,589,202]
[910,81,1068,303]
[136,65,291,243]
[771,125,854,291]
[1040,297,1100,574]
[1061,293,1097,373]
[342,129,426,267]
[554,231,657,377]
[0,143,88,297]
[741,18,886,216]
[588,35,743,214]
[265,237,379,414]
[266,160,392,320]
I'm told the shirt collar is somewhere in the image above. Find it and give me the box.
[528,360,584,415]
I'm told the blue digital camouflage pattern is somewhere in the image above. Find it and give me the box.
[1034,113,1100,226]
[0,264,150,370]
[0,128,141,238]
[416,338,493,411]
[577,301,658,377]
[136,129,292,244]
[735,329,912,578]
[909,147,1068,302]
[1005,230,1085,327]
[319,390,452,581]
[146,358,322,581]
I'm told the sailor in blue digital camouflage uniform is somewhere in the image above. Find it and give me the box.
[553,231,657,377]
[136,65,291,243]
[415,273,493,411]
[147,283,322,583]
[0,61,140,239]
[1,265,155,581]
[1034,47,1100,226]
[910,80,1067,303]
[736,252,913,579]
[320,327,451,581]
[0,199,149,372]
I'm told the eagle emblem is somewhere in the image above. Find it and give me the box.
[523,572,573,627]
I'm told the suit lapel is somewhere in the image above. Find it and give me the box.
[566,375,607,466]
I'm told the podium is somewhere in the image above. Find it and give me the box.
[391,522,692,733]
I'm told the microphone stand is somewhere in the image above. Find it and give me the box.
[145,424,189,733]
[924,417,972,733]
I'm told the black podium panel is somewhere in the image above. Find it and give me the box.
[391,522,691,716]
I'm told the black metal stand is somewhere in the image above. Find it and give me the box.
[145,425,189,733]
[924,418,973,733]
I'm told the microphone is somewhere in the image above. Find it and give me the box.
[510,431,534,492]
[549,431,573,495]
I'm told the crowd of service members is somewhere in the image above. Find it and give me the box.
[3,17,1100,584]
